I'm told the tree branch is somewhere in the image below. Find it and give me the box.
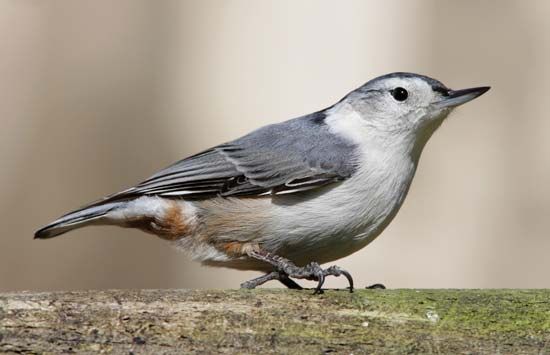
[1,289,549,353]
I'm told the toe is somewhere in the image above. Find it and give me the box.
[313,272,325,294]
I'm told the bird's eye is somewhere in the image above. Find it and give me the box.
[390,87,408,101]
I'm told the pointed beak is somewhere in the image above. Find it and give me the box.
[433,86,490,109]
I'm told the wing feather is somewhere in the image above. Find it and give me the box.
[106,111,359,201]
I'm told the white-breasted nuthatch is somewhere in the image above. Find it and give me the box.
[35,72,490,293]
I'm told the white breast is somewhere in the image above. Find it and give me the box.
[261,104,420,265]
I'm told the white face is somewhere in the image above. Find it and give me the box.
[347,76,452,134]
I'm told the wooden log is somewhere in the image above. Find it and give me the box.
[1,289,549,354]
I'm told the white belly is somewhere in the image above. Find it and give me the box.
[261,151,417,265]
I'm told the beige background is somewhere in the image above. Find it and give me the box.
[1,0,549,292]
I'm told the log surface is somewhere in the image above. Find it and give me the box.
[1,289,549,354]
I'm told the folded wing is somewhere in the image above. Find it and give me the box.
[103,111,359,202]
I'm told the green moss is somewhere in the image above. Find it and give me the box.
[174,289,550,353]
[202,290,550,352]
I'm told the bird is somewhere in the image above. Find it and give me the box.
[35,72,490,293]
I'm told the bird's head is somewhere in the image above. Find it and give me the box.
[343,72,490,140]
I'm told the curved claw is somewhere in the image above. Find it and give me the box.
[313,272,325,294]
[340,269,354,293]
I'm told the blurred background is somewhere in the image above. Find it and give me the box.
[1,0,549,292]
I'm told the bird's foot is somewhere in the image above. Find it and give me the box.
[242,250,354,294]
[240,271,305,290]
[323,265,354,293]
[240,271,280,289]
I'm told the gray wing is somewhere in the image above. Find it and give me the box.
[113,111,359,200]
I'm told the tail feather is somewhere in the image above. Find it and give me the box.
[34,201,126,239]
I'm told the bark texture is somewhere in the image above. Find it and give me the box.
[1,289,549,354]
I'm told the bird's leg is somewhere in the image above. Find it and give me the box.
[244,250,353,294]
[246,250,325,293]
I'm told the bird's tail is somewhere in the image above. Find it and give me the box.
[34,201,126,239]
